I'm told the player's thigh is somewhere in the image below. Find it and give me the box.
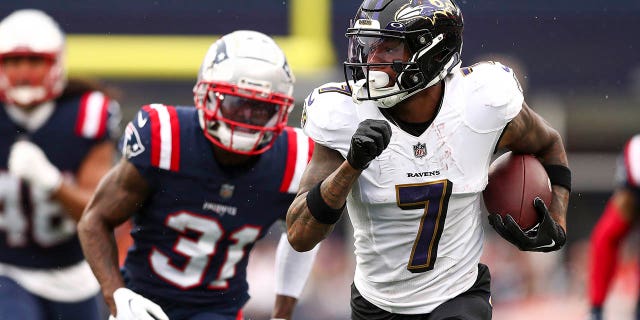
[428,264,492,320]
[0,276,45,320]
[43,294,103,320]
[350,282,427,320]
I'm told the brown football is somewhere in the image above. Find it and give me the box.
[483,152,552,230]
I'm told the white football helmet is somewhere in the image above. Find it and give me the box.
[0,9,66,106]
[193,30,295,155]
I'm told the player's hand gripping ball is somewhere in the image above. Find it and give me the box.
[484,152,565,252]
[483,152,551,230]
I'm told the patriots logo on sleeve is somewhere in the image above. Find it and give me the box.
[122,122,145,159]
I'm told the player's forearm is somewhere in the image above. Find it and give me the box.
[78,214,125,314]
[286,196,335,251]
[531,129,570,229]
[287,161,359,251]
[549,185,569,230]
[272,295,297,319]
[538,139,570,230]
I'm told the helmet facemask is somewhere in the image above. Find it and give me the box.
[345,27,429,108]
[194,80,293,155]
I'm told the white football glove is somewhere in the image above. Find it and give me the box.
[8,140,62,193]
[111,287,169,320]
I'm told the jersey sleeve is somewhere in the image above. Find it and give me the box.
[74,90,122,142]
[300,82,357,155]
[278,127,315,194]
[462,61,524,133]
[120,104,181,179]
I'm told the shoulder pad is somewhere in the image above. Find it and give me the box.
[301,82,358,147]
[457,61,524,133]
[122,104,181,171]
[75,91,112,139]
[462,61,523,108]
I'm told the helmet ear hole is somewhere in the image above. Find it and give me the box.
[405,31,433,53]
[399,70,423,89]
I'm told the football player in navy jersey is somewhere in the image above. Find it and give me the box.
[286,0,570,319]
[588,135,640,320]
[78,30,318,320]
[0,9,121,320]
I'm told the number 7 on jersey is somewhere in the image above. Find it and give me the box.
[396,180,452,273]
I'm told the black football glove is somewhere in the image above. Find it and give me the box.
[488,197,566,252]
[587,307,602,320]
[346,119,392,170]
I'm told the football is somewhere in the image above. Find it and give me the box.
[483,152,552,230]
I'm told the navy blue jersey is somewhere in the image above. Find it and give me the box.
[0,91,119,269]
[120,104,313,310]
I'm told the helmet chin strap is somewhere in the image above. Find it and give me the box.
[424,54,461,89]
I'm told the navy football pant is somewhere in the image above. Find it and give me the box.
[351,263,492,320]
[166,310,242,320]
[150,294,243,320]
[0,276,102,320]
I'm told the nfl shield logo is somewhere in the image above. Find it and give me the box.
[413,142,427,158]
[219,184,235,199]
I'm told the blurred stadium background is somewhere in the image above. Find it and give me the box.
[2,0,639,319]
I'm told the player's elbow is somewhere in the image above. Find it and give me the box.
[77,209,98,237]
[77,208,109,240]
[286,229,314,252]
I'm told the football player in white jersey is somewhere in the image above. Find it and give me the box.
[286,0,571,319]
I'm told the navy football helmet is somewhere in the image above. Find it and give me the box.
[344,0,463,108]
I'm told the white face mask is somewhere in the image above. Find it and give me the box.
[351,70,408,108]
[211,121,264,152]
[200,107,275,153]
[6,85,47,107]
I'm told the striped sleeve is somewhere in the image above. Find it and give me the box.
[623,135,640,187]
[279,127,314,194]
[75,91,110,139]
[142,104,181,172]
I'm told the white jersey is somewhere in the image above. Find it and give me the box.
[302,61,523,314]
